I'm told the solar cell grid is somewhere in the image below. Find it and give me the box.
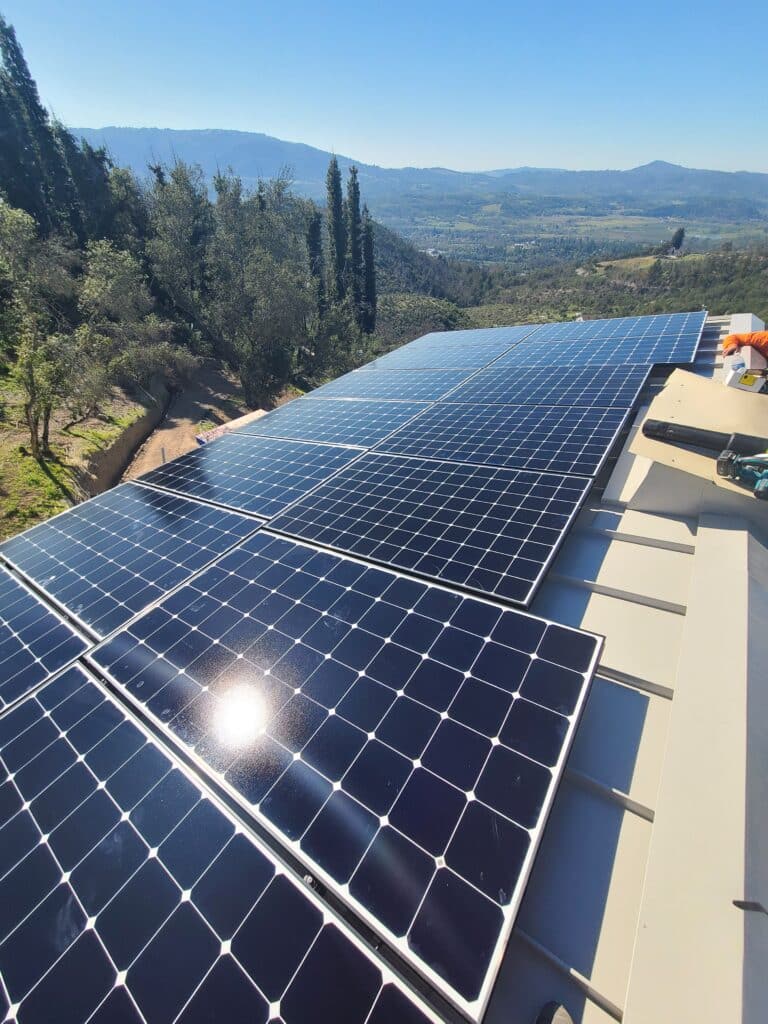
[0,665,437,1024]
[442,363,651,408]
[373,402,629,476]
[269,453,590,604]
[91,530,600,1018]
[138,433,360,518]
[411,325,537,347]
[528,311,706,343]
[0,567,88,710]
[309,368,472,402]
[364,326,537,370]
[234,397,428,447]
[493,336,701,368]
[0,483,258,637]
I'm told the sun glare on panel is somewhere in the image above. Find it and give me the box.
[213,684,267,749]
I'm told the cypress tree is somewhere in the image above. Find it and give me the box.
[325,156,346,301]
[345,166,363,328]
[361,205,377,334]
[0,15,79,234]
[306,208,326,318]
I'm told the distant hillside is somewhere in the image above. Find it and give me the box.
[75,128,768,202]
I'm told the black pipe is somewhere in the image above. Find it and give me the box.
[643,419,768,456]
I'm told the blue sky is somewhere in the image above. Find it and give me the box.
[5,0,767,172]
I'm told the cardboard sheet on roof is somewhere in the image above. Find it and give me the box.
[630,369,768,499]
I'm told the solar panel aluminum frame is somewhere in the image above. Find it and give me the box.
[0,664,443,1024]
[87,537,603,1023]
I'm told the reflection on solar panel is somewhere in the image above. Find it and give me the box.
[0,568,87,710]
[91,530,600,1019]
[310,368,472,402]
[529,311,706,343]
[443,363,651,408]
[269,453,590,604]
[0,484,258,637]
[363,326,537,370]
[234,397,428,447]
[0,665,436,1024]
[138,434,360,517]
[374,402,629,476]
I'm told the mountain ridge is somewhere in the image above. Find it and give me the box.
[74,126,768,202]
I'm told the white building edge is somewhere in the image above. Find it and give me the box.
[485,313,768,1024]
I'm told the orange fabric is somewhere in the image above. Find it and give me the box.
[723,331,768,358]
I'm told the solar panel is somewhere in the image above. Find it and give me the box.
[441,362,651,408]
[137,433,360,518]
[408,325,537,347]
[0,665,437,1024]
[269,453,590,604]
[309,369,472,402]
[364,326,537,370]
[234,397,429,448]
[90,530,600,1019]
[494,319,705,367]
[373,402,629,477]
[0,483,259,637]
[0,567,88,711]
[528,311,707,344]
[510,334,704,367]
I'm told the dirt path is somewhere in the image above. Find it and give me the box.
[123,362,251,480]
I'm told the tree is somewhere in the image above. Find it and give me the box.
[325,156,346,301]
[11,314,77,457]
[361,204,377,333]
[345,166,363,327]
[306,208,326,319]
[0,15,80,235]
[147,161,213,348]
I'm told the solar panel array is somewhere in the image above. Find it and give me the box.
[234,397,428,447]
[442,363,651,408]
[362,326,537,370]
[372,404,630,477]
[270,454,591,603]
[495,311,707,369]
[309,368,473,402]
[0,484,258,636]
[0,310,707,1022]
[90,531,600,1016]
[137,433,360,517]
[0,665,437,1024]
[0,568,87,710]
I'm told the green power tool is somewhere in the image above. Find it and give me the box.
[642,419,768,500]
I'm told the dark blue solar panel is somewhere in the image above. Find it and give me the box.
[365,326,537,370]
[138,434,360,518]
[442,363,651,408]
[0,665,436,1024]
[373,402,629,476]
[234,397,428,447]
[269,453,590,604]
[494,315,705,367]
[528,311,706,343]
[91,530,600,1018]
[0,484,258,637]
[310,369,472,402]
[0,568,88,711]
